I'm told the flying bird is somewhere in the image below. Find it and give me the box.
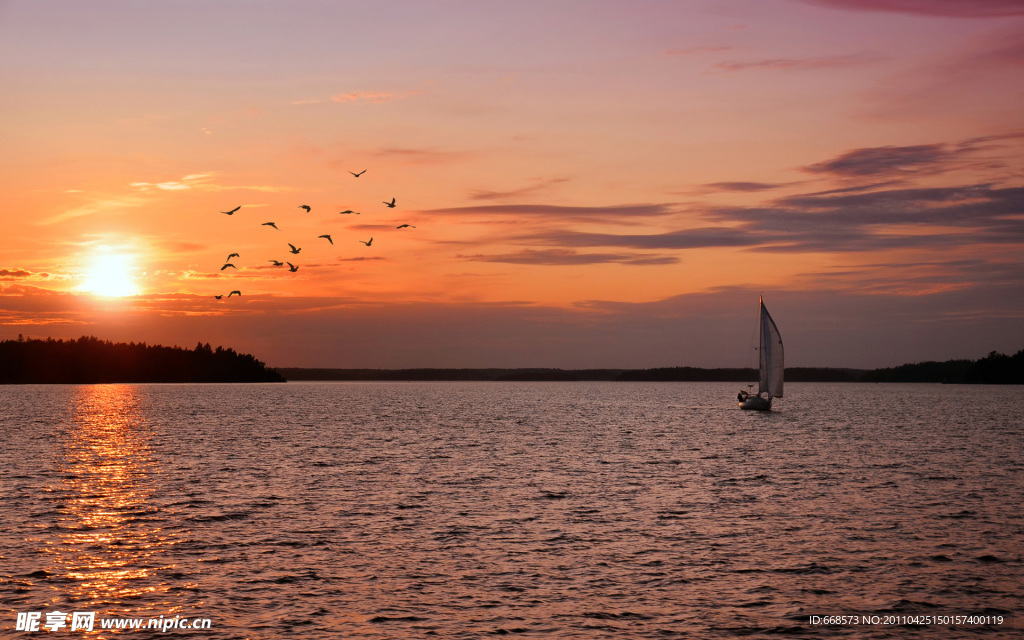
[287,262,299,272]
[269,260,284,266]
[318,234,333,245]
[359,238,373,247]
[220,263,237,270]
[262,222,279,229]
[221,206,241,215]
[226,252,239,261]
[396,224,416,229]
[213,295,224,300]
[383,197,396,208]
[349,169,366,178]
[228,290,241,297]
[299,205,311,212]
[288,243,301,254]
[338,210,355,214]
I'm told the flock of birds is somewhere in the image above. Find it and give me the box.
[212,169,415,299]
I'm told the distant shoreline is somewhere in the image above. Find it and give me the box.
[2,336,1020,384]
[276,352,1023,384]
[275,367,860,382]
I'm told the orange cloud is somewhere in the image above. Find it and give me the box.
[329,90,421,104]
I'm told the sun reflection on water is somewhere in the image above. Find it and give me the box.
[43,385,179,608]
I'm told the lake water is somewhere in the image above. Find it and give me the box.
[0,382,1020,638]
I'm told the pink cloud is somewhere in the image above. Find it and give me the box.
[799,0,1024,18]
[665,45,736,56]
[715,53,880,73]
[329,90,421,104]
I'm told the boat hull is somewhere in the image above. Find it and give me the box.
[739,395,772,411]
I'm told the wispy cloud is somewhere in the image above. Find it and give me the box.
[793,258,1024,295]
[131,173,290,193]
[519,227,765,251]
[798,0,1024,18]
[459,249,679,266]
[714,53,880,73]
[470,178,571,201]
[859,28,1024,121]
[499,183,1024,256]
[41,195,150,225]
[802,131,1024,182]
[665,45,736,56]
[425,203,678,222]
[708,184,1024,252]
[330,90,420,104]
[366,147,472,165]
[699,181,793,193]
[803,144,952,177]
[131,173,214,191]
[956,131,1024,153]
[338,256,385,262]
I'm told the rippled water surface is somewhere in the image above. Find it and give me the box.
[1,382,1021,638]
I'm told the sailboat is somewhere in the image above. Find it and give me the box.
[737,297,784,411]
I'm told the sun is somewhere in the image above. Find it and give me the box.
[82,253,141,297]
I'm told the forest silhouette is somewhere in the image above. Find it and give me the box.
[0,336,284,384]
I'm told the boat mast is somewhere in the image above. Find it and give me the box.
[757,296,767,397]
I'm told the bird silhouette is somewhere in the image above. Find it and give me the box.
[338,210,355,214]
[221,206,241,215]
[383,197,396,208]
[269,260,284,266]
[287,262,299,272]
[226,252,239,261]
[318,234,333,245]
[359,238,373,246]
[396,224,416,229]
[262,222,279,229]
[221,263,237,270]
[349,169,366,178]
[288,243,301,254]
[213,295,224,300]
[228,290,241,297]
[299,205,311,212]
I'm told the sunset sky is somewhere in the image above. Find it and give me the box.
[1,0,1022,369]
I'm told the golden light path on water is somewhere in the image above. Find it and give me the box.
[40,385,187,613]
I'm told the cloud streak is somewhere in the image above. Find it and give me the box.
[699,181,794,193]
[798,0,1024,18]
[426,203,678,222]
[131,173,289,193]
[469,178,571,201]
[803,144,952,177]
[458,249,679,266]
[714,54,880,73]
[503,184,1024,255]
[330,90,422,104]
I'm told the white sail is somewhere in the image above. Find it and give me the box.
[758,298,784,398]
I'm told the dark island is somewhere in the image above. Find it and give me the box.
[0,336,285,384]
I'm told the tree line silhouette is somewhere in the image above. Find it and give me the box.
[861,349,1024,384]
[0,335,284,384]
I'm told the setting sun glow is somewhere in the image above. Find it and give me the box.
[82,254,140,298]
